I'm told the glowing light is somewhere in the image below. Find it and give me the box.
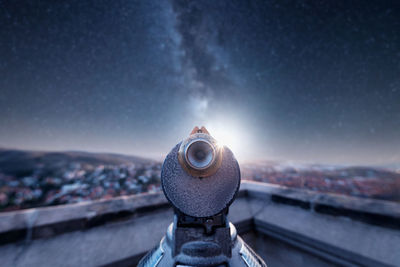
[204,118,248,160]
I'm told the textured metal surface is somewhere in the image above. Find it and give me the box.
[162,143,240,217]
[137,239,165,267]
[239,239,268,267]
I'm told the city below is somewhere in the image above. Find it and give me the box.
[0,148,399,212]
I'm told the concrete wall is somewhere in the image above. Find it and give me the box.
[0,181,399,267]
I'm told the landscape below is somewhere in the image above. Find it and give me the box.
[0,149,399,212]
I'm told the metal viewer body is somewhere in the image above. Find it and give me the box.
[138,127,267,267]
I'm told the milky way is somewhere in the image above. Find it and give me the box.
[0,0,399,164]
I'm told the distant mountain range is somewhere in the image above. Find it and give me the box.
[0,148,156,177]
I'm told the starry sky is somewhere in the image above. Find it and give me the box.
[0,0,399,164]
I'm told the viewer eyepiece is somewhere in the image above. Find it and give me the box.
[185,139,215,170]
[177,127,223,177]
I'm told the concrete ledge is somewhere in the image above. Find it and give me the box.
[242,181,400,229]
[255,220,392,267]
[242,181,400,219]
[1,181,399,245]
[0,181,399,266]
[0,192,169,245]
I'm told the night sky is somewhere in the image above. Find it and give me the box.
[1,0,399,164]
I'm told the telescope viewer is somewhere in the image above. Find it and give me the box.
[138,127,267,267]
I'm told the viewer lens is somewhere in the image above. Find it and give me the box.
[186,140,214,170]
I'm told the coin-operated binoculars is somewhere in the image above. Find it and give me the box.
[139,127,267,267]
